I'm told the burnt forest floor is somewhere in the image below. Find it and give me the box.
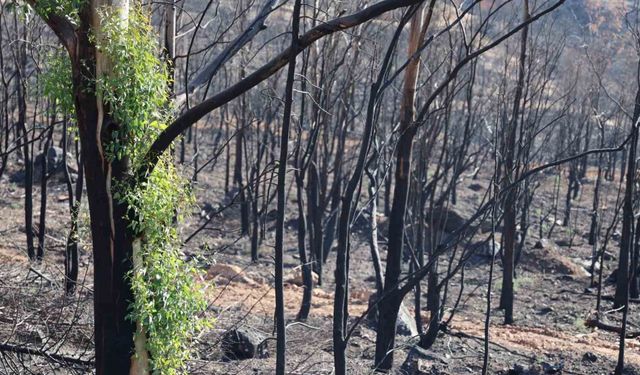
[0,155,639,374]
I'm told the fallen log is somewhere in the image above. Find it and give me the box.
[584,318,640,338]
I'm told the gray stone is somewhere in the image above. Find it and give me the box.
[537,306,554,315]
[510,364,528,375]
[541,361,563,374]
[426,206,467,234]
[534,239,549,249]
[11,147,74,184]
[582,352,597,363]
[33,146,66,182]
[221,327,268,360]
[397,302,419,337]
[469,239,501,258]
[400,346,448,375]
[367,293,418,337]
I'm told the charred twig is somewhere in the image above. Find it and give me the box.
[0,342,94,367]
[27,267,54,286]
[601,295,640,304]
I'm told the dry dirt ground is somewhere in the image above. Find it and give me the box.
[0,157,639,374]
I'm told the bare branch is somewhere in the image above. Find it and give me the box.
[139,0,423,179]
[178,0,281,101]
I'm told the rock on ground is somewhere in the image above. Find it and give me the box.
[367,293,418,337]
[205,263,256,285]
[221,327,268,360]
[10,146,75,184]
[285,268,319,286]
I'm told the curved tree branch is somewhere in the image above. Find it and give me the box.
[138,0,423,179]
[180,0,281,99]
[28,1,77,55]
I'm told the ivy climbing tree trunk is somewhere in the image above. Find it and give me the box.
[72,1,147,373]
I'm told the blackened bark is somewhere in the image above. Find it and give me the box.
[614,84,640,308]
[335,8,416,372]
[384,161,392,217]
[322,125,346,266]
[589,167,602,245]
[499,0,529,325]
[63,121,83,295]
[235,84,249,235]
[420,259,440,348]
[563,166,576,226]
[308,163,323,284]
[295,176,312,321]
[630,217,640,299]
[274,1,302,372]
[250,122,267,262]
[365,161,384,295]
[224,118,231,194]
[71,15,136,372]
[37,122,54,260]
[16,36,34,260]
[375,125,416,369]
[375,3,430,367]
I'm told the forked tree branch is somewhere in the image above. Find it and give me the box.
[179,0,281,99]
[28,0,77,55]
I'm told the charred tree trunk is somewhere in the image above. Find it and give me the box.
[630,217,640,299]
[63,122,83,295]
[16,23,35,260]
[563,165,577,226]
[235,91,249,235]
[384,160,392,217]
[614,84,640,308]
[498,0,529,324]
[295,174,312,321]
[308,162,323,284]
[273,1,302,372]
[589,125,605,246]
[36,117,54,261]
[69,3,147,372]
[334,8,414,373]
[224,118,231,194]
[375,4,429,368]
[250,122,268,262]
[322,125,345,265]
[366,158,384,295]
[420,253,440,348]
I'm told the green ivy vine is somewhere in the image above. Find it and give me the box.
[42,50,74,120]
[41,4,211,374]
[97,7,210,374]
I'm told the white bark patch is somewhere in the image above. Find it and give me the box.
[130,238,150,374]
